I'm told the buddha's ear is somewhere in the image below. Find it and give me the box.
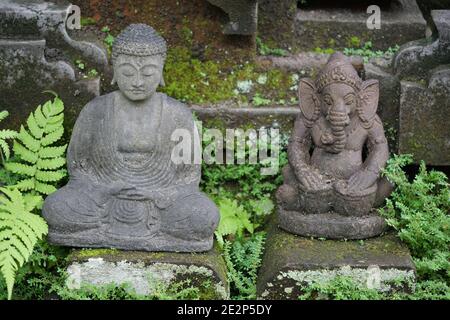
[159,75,165,87]
[358,79,379,126]
[299,78,319,125]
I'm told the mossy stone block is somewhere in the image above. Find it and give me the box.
[257,221,416,299]
[66,244,229,299]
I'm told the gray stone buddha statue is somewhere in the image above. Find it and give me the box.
[276,53,392,240]
[42,24,220,252]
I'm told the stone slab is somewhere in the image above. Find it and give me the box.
[257,221,416,299]
[295,0,427,51]
[65,244,229,299]
[398,71,450,166]
[207,0,258,35]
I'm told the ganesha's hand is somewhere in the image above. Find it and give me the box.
[339,170,378,194]
[296,168,330,192]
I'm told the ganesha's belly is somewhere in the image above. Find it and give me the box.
[311,148,363,179]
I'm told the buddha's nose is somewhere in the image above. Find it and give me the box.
[132,74,144,88]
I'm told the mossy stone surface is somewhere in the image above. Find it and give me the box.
[257,220,416,299]
[67,243,229,299]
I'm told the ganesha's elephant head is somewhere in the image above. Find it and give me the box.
[298,53,379,153]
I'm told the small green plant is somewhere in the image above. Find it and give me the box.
[215,198,254,246]
[0,111,17,163]
[80,17,97,27]
[256,37,288,57]
[343,41,400,63]
[74,59,85,71]
[0,187,48,300]
[380,154,450,283]
[102,26,115,53]
[298,275,383,300]
[223,232,266,299]
[314,47,336,55]
[4,96,67,196]
[252,93,271,107]
[86,69,99,78]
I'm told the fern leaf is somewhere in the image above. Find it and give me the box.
[22,194,42,213]
[47,112,64,125]
[34,105,46,127]
[43,119,64,134]
[6,97,66,196]
[4,162,36,177]
[14,178,36,192]
[34,181,57,195]
[26,113,43,139]
[40,127,64,146]
[0,130,17,140]
[0,140,10,160]
[17,126,40,152]
[0,187,48,300]
[50,97,64,116]
[41,100,53,118]
[0,110,9,122]
[13,141,38,164]
[35,169,65,182]
[39,145,67,159]
[36,157,66,170]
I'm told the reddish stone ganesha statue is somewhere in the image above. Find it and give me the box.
[276,53,392,239]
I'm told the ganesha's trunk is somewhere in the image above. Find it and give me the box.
[327,110,350,153]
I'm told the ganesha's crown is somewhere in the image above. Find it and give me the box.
[315,53,362,92]
[112,24,167,62]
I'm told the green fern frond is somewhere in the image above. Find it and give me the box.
[0,130,17,140]
[34,181,57,195]
[4,97,67,195]
[0,111,9,122]
[4,162,36,177]
[0,140,11,160]
[36,158,66,170]
[40,127,64,146]
[18,126,40,152]
[215,198,254,246]
[12,141,39,164]
[0,111,18,162]
[38,145,67,159]
[0,187,47,300]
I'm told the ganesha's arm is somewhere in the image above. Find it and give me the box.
[288,116,313,175]
[363,118,389,177]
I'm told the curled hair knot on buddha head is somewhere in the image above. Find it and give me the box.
[111,23,167,64]
[111,24,167,88]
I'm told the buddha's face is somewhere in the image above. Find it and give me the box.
[114,54,164,101]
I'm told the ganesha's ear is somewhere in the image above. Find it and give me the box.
[299,78,320,126]
[358,79,379,126]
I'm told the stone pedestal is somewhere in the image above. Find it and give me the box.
[257,222,416,299]
[295,0,426,51]
[65,245,229,299]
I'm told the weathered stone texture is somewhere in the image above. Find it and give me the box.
[257,222,416,299]
[295,0,426,52]
[66,245,229,299]
[0,0,105,136]
[207,0,258,35]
